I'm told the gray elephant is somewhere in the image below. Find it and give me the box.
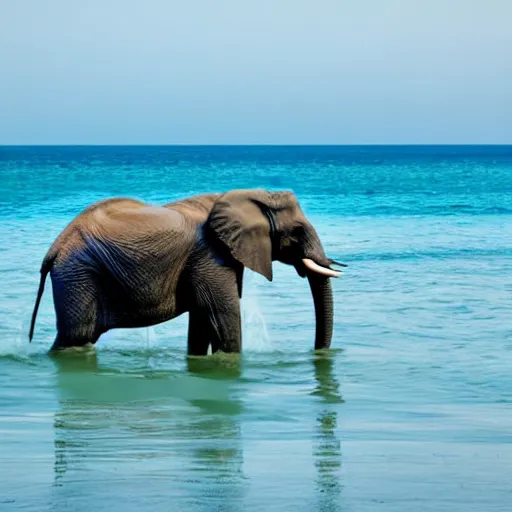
[29,189,344,354]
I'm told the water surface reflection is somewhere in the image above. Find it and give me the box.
[50,351,247,510]
[312,352,343,511]
[46,349,345,510]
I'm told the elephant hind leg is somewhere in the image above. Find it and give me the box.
[50,331,101,352]
[50,266,106,352]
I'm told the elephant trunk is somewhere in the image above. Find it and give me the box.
[298,222,339,350]
[307,273,334,350]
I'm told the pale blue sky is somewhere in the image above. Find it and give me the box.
[0,0,510,144]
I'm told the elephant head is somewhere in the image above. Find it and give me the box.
[205,189,344,350]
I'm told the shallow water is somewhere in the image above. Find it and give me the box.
[1,146,511,511]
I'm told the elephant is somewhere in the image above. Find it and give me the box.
[29,189,345,354]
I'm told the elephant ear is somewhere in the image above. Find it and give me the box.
[206,190,275,281]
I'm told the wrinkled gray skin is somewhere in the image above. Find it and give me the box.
[29,189,338,355]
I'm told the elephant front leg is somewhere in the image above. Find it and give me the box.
[187,264,242,358]
[186,256,243,355]
[188,302,242,355]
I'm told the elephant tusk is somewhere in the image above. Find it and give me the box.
[302,258,341,278]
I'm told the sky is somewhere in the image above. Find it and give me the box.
[0,0,510,145]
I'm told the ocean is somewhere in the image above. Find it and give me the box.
[0,145,511,511]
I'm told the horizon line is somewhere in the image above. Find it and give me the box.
[1,143,511,148]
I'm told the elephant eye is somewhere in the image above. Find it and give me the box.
[290,225,306,240]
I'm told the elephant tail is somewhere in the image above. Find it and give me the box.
[29,254,56,342]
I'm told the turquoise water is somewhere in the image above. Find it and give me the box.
[1,146,511,511]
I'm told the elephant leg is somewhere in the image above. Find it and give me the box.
[210,302,242,353]
[186,255,243,355]
[187,303,242,355]
[187,309,211,356]
[50,267,104,351]
[50,332,101,352]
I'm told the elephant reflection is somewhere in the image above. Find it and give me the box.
[52,351,99,486]
[312,353,343,510]
[51,353,246,510]
[50,351,343,510]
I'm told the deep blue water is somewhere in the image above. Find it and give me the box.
[1,146,511,511]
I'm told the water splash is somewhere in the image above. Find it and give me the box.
[144,326,157,350]
[240,272,273,352]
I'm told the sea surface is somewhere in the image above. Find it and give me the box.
[0,145,511,511]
